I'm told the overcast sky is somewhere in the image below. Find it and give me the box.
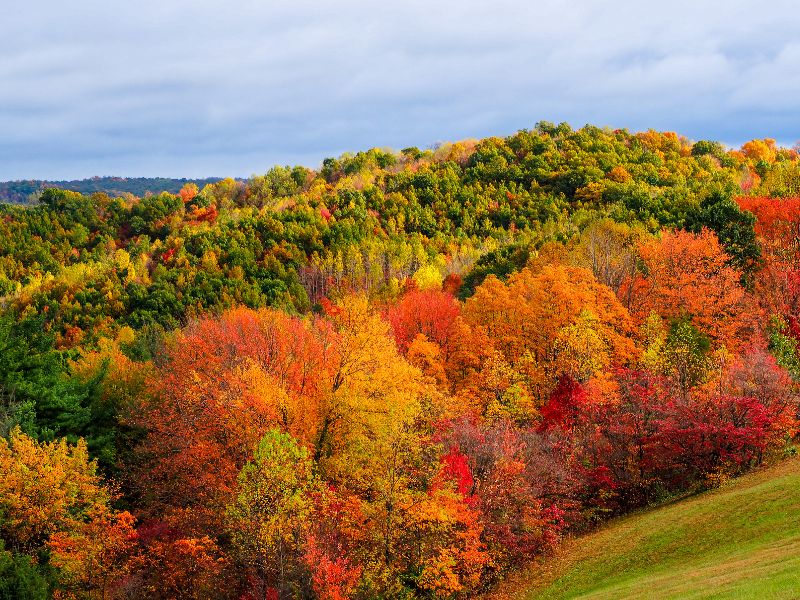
[2,0,799,180]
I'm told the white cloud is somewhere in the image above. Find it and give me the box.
[1,0,799,179]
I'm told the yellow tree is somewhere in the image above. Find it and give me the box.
[319,296,490,593]
[0,429,135,598]
[0,429,114,553]
[316,295,426,474]
[463,264,636,403]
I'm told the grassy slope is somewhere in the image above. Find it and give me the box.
[489,457,800,600]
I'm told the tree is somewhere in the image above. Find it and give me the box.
[459,351,536,423]
[767,317,800,380]
[128,307,331,534]
[0,314,91,442]
[226,430,317,598]
[0,429,114,554]
[623,229,749,349]
[48,508,137,599]
[570,369,669,510]
[302,533,361,600]
[125,527,227,600]
[718,343,797,451]
[405,484,487,596]
[300,489,365,600]
[463,264,636,403]
[554,310,613,384]
[385,287,461,356]
[441,419,568,570]
[69,334,152,472]
[736,196,800,325]
[126,300,438,595]
[178,183,199,203]
[0,429,135,598]
[539,375,587,431]
[653,395,776,484]
[573,219,646,295]
[406,334,449,390]
[663,317,713,400]
[316,295,427,475]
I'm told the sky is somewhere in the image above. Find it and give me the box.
[2,0,800,180]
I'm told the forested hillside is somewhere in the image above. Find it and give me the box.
[1,123,800,598]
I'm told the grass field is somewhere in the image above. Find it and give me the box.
[489,456,800,599]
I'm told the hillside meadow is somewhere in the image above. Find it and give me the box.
[490,454,800,599]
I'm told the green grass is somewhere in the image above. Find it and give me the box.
[492,457,800,599]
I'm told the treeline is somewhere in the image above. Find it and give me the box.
[1,124,790,347]
[0,124,800,597]
[0,177,228,205]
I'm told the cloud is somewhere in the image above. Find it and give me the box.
[1,0,799,179]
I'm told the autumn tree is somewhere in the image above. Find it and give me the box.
[463,264,636,404]
[572,219,646,295]
[48,508,137,599]
[226,430,317,598]
[718,343,798,451]
[0,429,135,598]
[315,295,427,474]
[662,317,713,400]
[125,528,227,600]
[404,481,487,596]
[736,196,800,327]
[406,334,449,390]
[623,228,749,349]
[384,287,461,356]
[441,418,569,570]
[127,307,332,534]
[0,429,116,554]
[126,299,445,596]
[459,351,536,423]
[301,491,364,600]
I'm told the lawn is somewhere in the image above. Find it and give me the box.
[490,456,800,599]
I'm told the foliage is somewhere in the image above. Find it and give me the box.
[226,430,317,597]
[0,429,133,599]
[0,541,48,600]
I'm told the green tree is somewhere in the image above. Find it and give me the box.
[226,430,317,597]
[0,543,48,600]
[686,189,762,285]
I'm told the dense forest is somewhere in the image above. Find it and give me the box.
[0,177,227,205]
[1,123,800,598]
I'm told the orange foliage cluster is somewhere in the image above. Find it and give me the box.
[624,229,751,347]
[737,196,800,322]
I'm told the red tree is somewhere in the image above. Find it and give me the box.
[385,287,461,355]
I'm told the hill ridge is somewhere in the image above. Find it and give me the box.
[0,176,230,204]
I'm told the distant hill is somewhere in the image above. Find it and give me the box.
[0,176,228,204]
[490,455,800,599]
